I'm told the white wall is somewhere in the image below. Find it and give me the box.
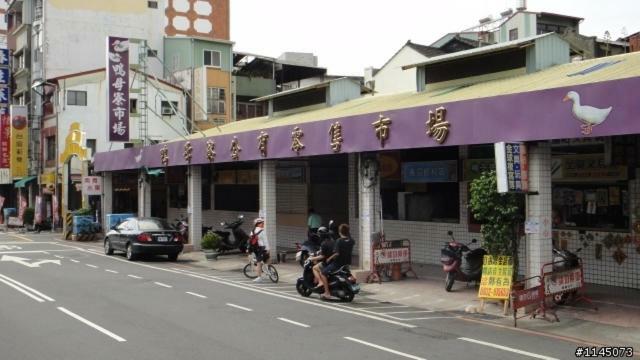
[499,12,537,42]
[56,70,186,158]
[373,46,425,95]
[44,0,166,79]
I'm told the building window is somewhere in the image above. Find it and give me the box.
[147,1,158,9]
[86,139,96,158]
[45,136,55,161]
[509,28,518,41]
[236,102,264,120]
[161,100,179,116]
[124,143,134,148]
[203,50,221,67]
[380,148,460,223]
[207,87,225,114]
[67,90,87,106]
[130,99,138,113]
[147,49,158,57]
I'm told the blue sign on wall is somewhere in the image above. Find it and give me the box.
[0,68,8,85]
[402,160,458,183]
[0,88,8,105]
[0,49,8,66]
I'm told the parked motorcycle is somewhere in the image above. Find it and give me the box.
[440,230,487,292]
[551,247,582,305]
[173,215,189,243]
[295,254,359,302]
[212,215,250,253]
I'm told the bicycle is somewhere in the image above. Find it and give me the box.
[243,252,279,283]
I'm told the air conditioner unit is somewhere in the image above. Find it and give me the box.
[161,107,173,115]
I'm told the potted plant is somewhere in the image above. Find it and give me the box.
[201,231,221,260]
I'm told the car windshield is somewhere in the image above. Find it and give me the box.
[137,219,172,231]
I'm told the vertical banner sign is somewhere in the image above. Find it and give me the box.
[107,36,130,142]
[0,114,10,184]
[495,142,529,193]
[52,194,59,225]
[478,255,514,299]
[18,194,27,221]
[10,105,28,178]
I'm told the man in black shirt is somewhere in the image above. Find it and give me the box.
[310,235,335,300]
[318,224,354,300]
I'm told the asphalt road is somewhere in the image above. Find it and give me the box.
[0,232,587,360]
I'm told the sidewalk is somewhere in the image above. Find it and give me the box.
[178,250,640,349]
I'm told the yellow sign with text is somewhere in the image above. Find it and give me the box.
[478,255,513,300]
[10,105,28,178]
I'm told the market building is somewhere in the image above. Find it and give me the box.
[94,30,640,291]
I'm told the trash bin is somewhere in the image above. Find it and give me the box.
[391,263,403,281]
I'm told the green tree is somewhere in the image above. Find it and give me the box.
[469,170,523,279]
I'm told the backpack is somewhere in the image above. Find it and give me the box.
[249,229,262,248]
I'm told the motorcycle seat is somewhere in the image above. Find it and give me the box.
[329,265,350,275]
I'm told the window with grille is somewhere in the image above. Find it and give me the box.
[67,90,87,106]
[207,87,225,114]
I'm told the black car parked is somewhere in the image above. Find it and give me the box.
[104,217,183,261]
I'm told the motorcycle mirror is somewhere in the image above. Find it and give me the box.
[471,239,477,243]
[447,230,453,236]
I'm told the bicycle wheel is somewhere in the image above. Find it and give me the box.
[266,265,279,283]
[243,263,258,279]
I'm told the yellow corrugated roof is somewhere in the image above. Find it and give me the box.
[184,51,640,141]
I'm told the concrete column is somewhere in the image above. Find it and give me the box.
[526,142,553,283]
[137,171,151,218]
[102,172,113,230]
[259,160,277,252]
[358,154,381,271]
[188,166,202,250]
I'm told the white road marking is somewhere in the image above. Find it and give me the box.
[359,305,409,310]
[154,282,172,288]
[226,303,252,312]
[127,275,142,279]
[85,264,99,269]
[344,337,427,360]
[53,255,64,259]
[57,307,126,342]
[105,269,118,274]
[0,245,22,250]
[277,317,310,328]
[7,234,33,242]
[0,273,55,302]
[381,310,435,315]
[186,291,207,299]
[54,244,417,328]
[70,259,80,263]
[0,255,61,268]
[458,337,559,360]
[403,316,459,320]
[356,301,383,304]
[0,275,47,302]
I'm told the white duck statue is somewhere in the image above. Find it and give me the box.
[563,91,612,135]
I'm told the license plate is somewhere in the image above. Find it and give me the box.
[157,236,168,242]
[351,284,360,292]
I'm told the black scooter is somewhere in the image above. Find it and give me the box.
[552,247,582,304]
[295,255,359,302]
[212,215,250,253]
[440,231,487,292]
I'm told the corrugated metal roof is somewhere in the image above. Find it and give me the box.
[402,33,556,70]
[251,77,367,102]
[183,51,640,141]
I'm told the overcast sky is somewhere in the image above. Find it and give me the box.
[230,0,638,76]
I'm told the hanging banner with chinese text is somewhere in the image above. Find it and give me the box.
[478,255,513,300]
[10,105,28,178]
[107,36,130,142]
[0,113,10,184]
[495,142,528,193]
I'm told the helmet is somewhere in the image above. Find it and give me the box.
[317,226,329,235]
[253,217,265,226]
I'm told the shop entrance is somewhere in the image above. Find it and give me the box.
[308,155,349,227]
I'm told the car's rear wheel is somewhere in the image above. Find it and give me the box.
[168,253,178,261]
[126,244,136,261]
[104,238,114,255]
